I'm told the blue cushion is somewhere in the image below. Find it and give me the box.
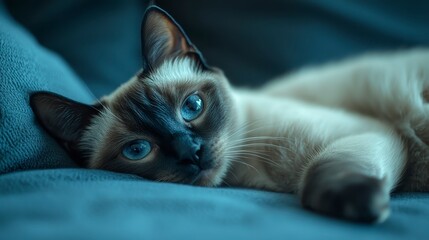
[6,0,145,97]
[0,4,94,173]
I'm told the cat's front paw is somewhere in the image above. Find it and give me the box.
[301,168,390,223]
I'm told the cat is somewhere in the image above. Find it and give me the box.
[30,6,429,223]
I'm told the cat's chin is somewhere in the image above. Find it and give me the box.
[191,162,229,187]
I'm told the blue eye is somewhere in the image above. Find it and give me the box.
[181,94,204,121]
[122,140,151,160]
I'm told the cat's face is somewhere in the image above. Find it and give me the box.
[30,6,238,186]
[82,58,236,186]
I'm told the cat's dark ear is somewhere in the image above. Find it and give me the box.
[141,6,209,70]
[30,92,99,143]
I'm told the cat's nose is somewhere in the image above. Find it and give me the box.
[179,150,201,169]
[173,134,205,168]
[178,145,202,166]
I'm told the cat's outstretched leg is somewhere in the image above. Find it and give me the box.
[299,132,406,223]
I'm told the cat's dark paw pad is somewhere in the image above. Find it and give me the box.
[301,174,390,223]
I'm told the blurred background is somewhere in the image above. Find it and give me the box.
[5,0,429,97]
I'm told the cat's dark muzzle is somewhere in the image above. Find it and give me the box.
[174,142,218,185]
[178,146,216,177]
[172,132,214,169]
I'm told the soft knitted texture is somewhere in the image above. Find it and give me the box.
[0,4,94,173]
[6,0,145,97]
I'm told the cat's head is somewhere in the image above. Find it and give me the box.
[30,6,239,186]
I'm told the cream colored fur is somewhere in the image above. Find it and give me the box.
[225,49,429,194]
[226,92,406,193]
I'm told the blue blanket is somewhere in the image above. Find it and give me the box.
[1,1,429,239]
[1,169,429,239]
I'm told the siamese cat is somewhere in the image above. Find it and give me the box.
[30,6,429,223]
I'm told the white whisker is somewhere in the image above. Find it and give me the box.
[227,159,261,175]
[226,151,283,168]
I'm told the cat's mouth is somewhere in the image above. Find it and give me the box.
[180,140,226,186]
[189,167,219,186]
[188,137,233,187]
[187,160,224,187]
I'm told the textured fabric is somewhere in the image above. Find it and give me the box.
[6,0,146,97]
[0,4,94,173]
[0,169,428,240]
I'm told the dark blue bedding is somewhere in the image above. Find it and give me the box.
[1,169,428,239]
[1,1,429,239]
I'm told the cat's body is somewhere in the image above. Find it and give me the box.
[231,49,429,191]
[226,90,405,193]
[30,6,429,223]
[263,49,429,193]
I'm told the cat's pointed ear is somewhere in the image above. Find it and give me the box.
[30,92,99,143]
[141,6,209,70]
